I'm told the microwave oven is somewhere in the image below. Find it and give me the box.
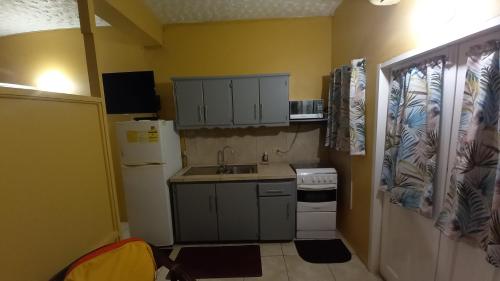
[289,100,324,120]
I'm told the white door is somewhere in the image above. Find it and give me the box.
[434,29,500,281]
[379,45,458,281]
[115,120,167,164]
[379,29,500,281]
[122,164,174,246]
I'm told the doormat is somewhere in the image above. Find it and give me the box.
[174,245,262,279]
[294,239,352,263]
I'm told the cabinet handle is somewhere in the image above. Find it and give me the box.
[208,195,213,212]
[266,189,282,193]
[198,105,202,122]
[286,202,290,219]
[259,104,263,120]
[204,105,207,121]
[254,104,257,120]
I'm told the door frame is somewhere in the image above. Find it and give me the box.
[368,16,500,273]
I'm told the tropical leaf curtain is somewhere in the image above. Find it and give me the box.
[380,58,445,218]
[350,59,367,155]
[325,66,351,152]
[325,59,366,156]
[436,42,500,267]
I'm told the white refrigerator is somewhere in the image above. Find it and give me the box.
[115,120,181,246]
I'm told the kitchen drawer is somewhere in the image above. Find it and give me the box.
[297,201,337,212]
[297,211,336,231]
[258,181,294,196]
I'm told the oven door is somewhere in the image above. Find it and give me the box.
[297,188,337,212]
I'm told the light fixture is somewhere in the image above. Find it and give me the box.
[369,0,400,6]
[35,70,75,94]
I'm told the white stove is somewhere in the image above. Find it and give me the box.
[293,164,337,239]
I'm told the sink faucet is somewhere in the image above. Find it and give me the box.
[217,145,234,167]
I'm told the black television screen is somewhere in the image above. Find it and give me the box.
[102,71,160,114]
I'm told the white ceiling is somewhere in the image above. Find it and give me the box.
[0,0,342,37]
[0,0,108,37]
[144,0,343,24]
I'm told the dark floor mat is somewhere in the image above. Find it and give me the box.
[294,239,352,263]
[174,245,262,279]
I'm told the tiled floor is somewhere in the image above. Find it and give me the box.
[168,239,383,281]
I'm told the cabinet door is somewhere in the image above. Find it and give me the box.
[174,80,204,127]
[259,76,289,124]
[259,196,295,240]
[232,78,260,125]
[216,182,259,241]
[203,79,233,126]
[174,183,218,242]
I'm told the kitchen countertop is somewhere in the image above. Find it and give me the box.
[169,162,296,183]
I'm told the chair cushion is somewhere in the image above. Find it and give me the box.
[64,238,156,281]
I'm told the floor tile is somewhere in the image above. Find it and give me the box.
[169,244,182,260]
[259,243,283,256]
[119,222,130,239]
[281,241,298,255]
[329,255,381,281]
[284,255,335,281]
[244,256,288,281]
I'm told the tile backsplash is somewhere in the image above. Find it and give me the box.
[183,124,329,165]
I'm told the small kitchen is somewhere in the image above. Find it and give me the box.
[110,71,348,263]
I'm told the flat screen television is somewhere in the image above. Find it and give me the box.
[102,71,160,114]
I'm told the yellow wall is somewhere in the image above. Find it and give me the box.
[0,89,118,281]
[0,27,151,95]
[331,0,500,264]
[0,29,90,94]
[146,16,333,118]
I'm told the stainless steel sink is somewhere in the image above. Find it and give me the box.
[183,166,220,176]
[222,164,258,174]
[183,164,258,176]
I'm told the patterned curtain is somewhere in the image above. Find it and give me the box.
[325,66,351,152]
[325,69,340,148]
[350,59,367,155]
[338,66,352,152]
[380,58,444,218]
[436,42,500,267]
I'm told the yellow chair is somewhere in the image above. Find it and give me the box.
[50,238,194,281]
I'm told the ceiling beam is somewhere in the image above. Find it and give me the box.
[77,0,103,98]
[93,0,163,46]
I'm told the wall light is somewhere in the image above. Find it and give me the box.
[369,0,400,6]
[35,70,75,94]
